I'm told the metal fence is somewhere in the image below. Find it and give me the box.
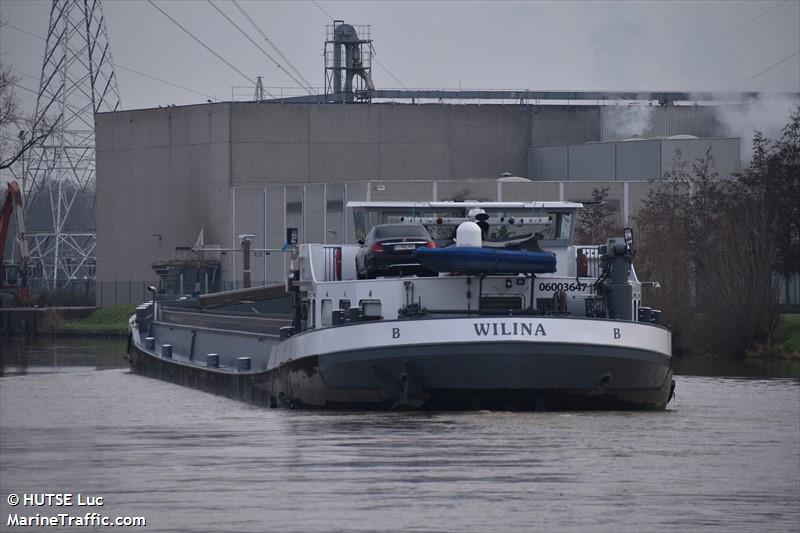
[775,272,800,312]
[19,280,150,307]
[26,279,97,307]
[23,272,799,311]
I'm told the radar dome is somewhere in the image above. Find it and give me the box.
[456,221,482,247]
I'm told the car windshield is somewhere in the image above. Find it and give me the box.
[374,225,429,239]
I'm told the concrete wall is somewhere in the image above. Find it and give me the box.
[95,104,231,292]
[228,103,534,185]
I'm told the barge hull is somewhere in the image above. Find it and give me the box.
[128,341,673,411]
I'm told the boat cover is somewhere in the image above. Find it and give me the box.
[415,247,556,274]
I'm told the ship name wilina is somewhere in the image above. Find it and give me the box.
[473,322,546,336]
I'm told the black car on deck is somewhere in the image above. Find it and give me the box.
[356,223,436,279]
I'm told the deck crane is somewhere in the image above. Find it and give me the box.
[0,181,30,306]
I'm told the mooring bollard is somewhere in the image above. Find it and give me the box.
[236,357,251,372]
[207,353,219,368]
[144,337,155,350]
[161,344,172,359]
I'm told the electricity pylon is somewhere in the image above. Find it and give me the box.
[23,0,120,286]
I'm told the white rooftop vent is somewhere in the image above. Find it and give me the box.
[496,176,531,182]
[668,134,699,140]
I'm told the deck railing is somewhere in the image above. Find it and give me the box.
[576,246,603,279]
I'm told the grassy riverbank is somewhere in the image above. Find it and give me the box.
[772,315,800,357]
[52,304,137,335]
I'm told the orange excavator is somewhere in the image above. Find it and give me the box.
[0,180,30,307]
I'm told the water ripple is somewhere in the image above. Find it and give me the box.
[1,345,798,532]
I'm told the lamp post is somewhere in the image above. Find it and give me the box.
[239,234,256,289]
[147,285,158,321]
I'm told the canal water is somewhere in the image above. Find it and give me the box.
[1,338,798,532]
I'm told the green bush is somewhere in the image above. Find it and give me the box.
[57,304,138,333]
[774,315,800,355]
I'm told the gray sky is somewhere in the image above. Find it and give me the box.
[1,0,799,116]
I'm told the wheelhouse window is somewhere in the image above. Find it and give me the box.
[359,299,382,321]
[541,212,574,242]
[352,205,578,246]
[555,212,573,240]
[478,209,549,244]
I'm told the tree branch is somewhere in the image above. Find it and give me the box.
[0,123,56,170]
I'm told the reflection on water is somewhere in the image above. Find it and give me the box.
[0,338,798,532]
[0,337,127,374]
[673,354,800,378]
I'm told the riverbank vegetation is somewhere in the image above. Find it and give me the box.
[634,108,799,358]
[771,315,800,358]
[50,304,137,334]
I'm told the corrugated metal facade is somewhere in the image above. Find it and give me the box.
[568,144,616,180]
[600,105,724,141]
[616,140,661,180]
[529,138,741,181]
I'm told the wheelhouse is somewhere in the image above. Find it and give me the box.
[349,201,583,248]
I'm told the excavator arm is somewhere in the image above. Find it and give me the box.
[0,181,28,299]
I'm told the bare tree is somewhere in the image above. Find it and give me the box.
[633,109,800,357]
[0,70,57,171]
[574,187,620,245]
[0,18,56,172]
[0,66,23,162]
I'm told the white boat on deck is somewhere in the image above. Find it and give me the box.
[128,200,674,410]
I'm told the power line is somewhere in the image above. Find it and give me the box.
[5,23,214,101]
[311,0,334,21]
[742,49,800,84]
[4,86,37,105]
[10,82,38,95]
[713,2,797,62]
[147,0,255,87]
[8,66,39,82]
[4,22,46,41]
[231,0,315,93]
[373,57,408,89]
[632,0,789,88]
[717,0,789,40]
[117,65,214,99]
[205,1,298,96]
[699,1,798,80]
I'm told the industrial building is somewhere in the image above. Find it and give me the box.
[95,99,742,305]
[529,136,740,181]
